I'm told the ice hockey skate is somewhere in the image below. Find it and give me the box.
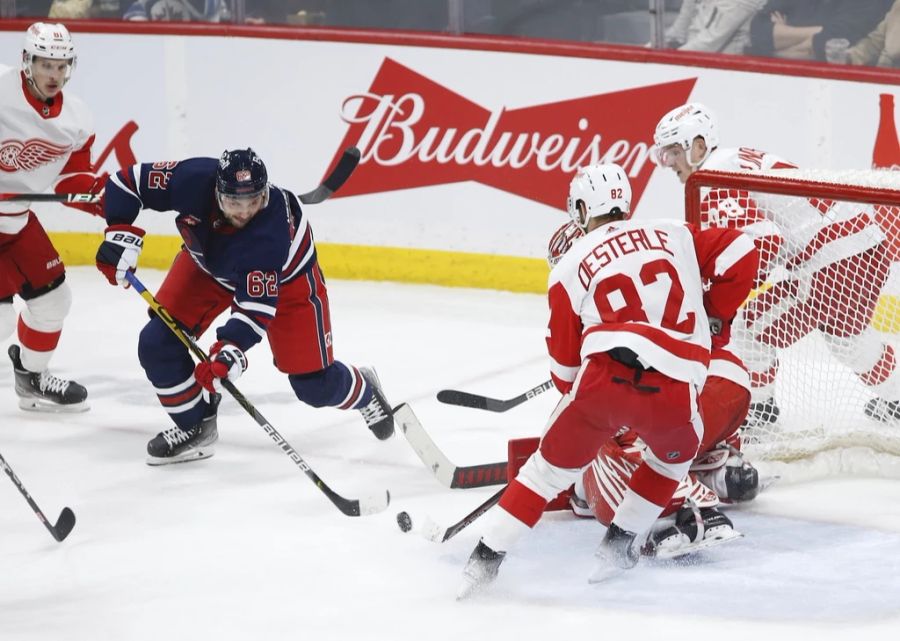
[358,367,394,440]
[643,505,742,560]
[864,397,900,423]
[8,345,88,413]
[146,394,220,465]
[589,523,641,583]
[457,539,506,599]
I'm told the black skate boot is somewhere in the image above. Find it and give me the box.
[146,394,220,466]
[457,539,507,599]
[8,345,88,413]
[358,367,394,440]
[865,397,900,423]
[589,523,641,582]
[645,506,742,559]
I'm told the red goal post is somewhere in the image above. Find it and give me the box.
[686,168,900,481]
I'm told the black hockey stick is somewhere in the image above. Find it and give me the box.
[437,379,555,412]
[0,192,100,204]
[122,271,389,517]
[394,403,507,488]
[298,146,360,204]
[419,486,506,543]
[0,451,75,542]
[0,146,361,206]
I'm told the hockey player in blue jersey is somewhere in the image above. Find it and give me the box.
[95,148,394,465]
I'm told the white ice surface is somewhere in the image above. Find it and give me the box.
[2,268,900,641]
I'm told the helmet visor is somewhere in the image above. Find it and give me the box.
[650,143,685,168]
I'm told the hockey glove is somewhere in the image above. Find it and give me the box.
[55,172,109,217]
[194,341,248,393]
[96,224,145,286]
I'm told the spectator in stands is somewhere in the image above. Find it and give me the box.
[123,0,228,21]
[848,0,900,67]
[14,0,54,16]
[665,0,767,54]
[48,0,93,17]
[748,0,893,61]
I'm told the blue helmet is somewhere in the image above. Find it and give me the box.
[216,148,268,199]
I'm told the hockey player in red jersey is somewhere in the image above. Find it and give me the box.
[458,163,758,596]
[0,23,106,412]
[652,102,898,427]
[548,220,760,558]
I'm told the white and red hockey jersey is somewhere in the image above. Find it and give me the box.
[701,147,885,278]
[0,67,95,234]
[547,218,757,394]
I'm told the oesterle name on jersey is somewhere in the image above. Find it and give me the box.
[578,227,674,288]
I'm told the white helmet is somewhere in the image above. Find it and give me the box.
[22,23,77,82]
[651,102,719,166]
[566,163,632,231]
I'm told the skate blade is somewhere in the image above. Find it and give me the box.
[146,446,215,466]
[18,397,90,413]
[652,529,744,560]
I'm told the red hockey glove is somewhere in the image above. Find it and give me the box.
[55,172,109,217]
[96,224,145,286]
[194,341,248,393]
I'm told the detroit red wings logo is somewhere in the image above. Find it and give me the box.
[0,138,72,173]
[324,58,696,209]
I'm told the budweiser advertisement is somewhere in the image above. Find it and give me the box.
[327,58,696,210]
[0,30,892,261]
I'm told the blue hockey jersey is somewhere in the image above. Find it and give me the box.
[104,157,317,352]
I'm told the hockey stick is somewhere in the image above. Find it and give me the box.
[0,192,100,204]
[419,486,506,543]
[298,146,360,205]
[0,451,75,542]
[394,403,507,488]
[0,145,361,206]
[122,270,389,517]
[436,379,555,412]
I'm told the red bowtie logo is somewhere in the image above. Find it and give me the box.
[325,58,696,210]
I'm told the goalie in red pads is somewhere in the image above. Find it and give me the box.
[458,163,758,597]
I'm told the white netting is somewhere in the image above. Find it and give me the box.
[689,169,900,476]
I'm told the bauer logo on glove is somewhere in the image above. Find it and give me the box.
[95,224,145,286]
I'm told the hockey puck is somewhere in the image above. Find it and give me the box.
[396,511,413,533]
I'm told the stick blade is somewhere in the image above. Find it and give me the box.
[436,390,490,410]
[358,490,391,516]
[52,507,76,542]
[323,146,360,192]
[419,516,448,543]
[299,146,361,204]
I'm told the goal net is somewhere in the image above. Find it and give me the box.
[686,168,900,479]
